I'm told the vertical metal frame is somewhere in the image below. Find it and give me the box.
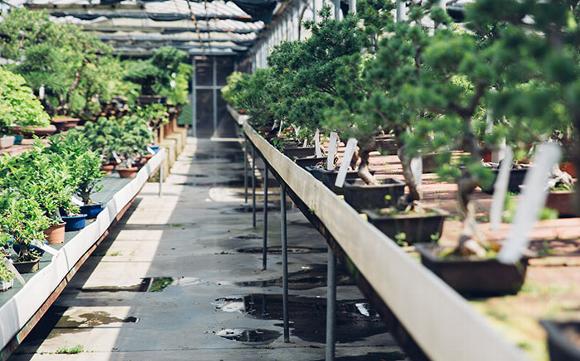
[191,57,197,137]
[262,165,269,270]
[252,146,257,228]
[212,56,218,135]
[280,183,290,343]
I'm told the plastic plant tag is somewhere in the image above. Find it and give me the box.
[314,129,323,158]
[410,156,423,187]
[71,195,84,207]
[39,85,45,99]
[489,147,513,232]
[277,120,284,136]
[302,138,307,147]
[112,151,122,164]
[498,143,561,264]
[31,240,59,257]
[334,138,358,188]
[326,132,339,171]
[4,259,25,285]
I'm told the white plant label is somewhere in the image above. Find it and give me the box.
[498,142,561,264]
[410,156,423,187]
[112,151,122,164]
[314,129,323,157]
[277,120,284,136]
[31,240,59,257]
[302,138,307,147]
[489,147,513,232]
[39,85,45,99]
[147,146,156,155]
[4,259,25,285]
[71,195,84,207]
[326,132,339,170]
[335,138,358,188]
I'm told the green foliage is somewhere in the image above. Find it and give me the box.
[0,67,50,135]
[115,115,154,166]
[135,104,170,129]
[82,117,123,164]
[46,131,103,205]
[0,261,13,283]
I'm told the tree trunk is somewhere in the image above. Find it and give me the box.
[398,145,421,205]
[358,147,378,185]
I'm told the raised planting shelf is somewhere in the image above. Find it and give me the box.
[0,149,165,361]
[244,122,530,361]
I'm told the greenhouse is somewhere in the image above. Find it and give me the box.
[0,0,578,360]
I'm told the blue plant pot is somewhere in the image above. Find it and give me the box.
[80,203,104,219]
[13,135,23,145]
[149,145,160,153]
[62,214,87,232]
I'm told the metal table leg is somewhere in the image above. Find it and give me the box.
[262,165,269,270]
[244,137,248,204]
[326,247,336,361]
[281,183,290,343]
[252,146,256,228]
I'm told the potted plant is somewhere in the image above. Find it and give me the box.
[115,115,154,178]
[0,259,14,292]
[541,320,580,361]
[82,117,123,172]
[0,191,50,273]
[0,67,51,144]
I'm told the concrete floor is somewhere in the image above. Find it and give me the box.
[11,138,405,361]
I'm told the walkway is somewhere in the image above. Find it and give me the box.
[11,138,405,361]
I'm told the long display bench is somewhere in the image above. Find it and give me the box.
[0,149,165,361]
[243,122,528,361]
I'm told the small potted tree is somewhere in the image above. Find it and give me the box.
[115,115,154,178]
[0,232,14,291]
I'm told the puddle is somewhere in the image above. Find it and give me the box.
[216,328,281,345]
[235,264,354,290]
[222,203,278,214]
[80,277,175,293]
[229,234,261,241]
[237,246,327,255]
[57,311,139,329]
[214,294,386,343]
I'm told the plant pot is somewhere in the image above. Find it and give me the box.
[62,214,87,232]
[546,191,577,217]
[0,279,13,292]
[14,259,40,274]
[374,135,398,155]
[137,95,167,105]
[343,178,405,212]
[13,134,23,145]
[422,153,439,173]
[51,117,81,132]
[44,222,66,244]
[117,167,139,179]
[19,125,57,138]
[283,146,316,159]
[149,145,160,153]
[416,243,528,296]
[541,320,580,361]
[482,167,529,194]
[295,156,327,169]
[561,162,577,178]
[320,168,360,195]
[305,165,327,181]
[80,203,104,219]
[0,136,15,149]
[366,207,448,244]
[101,164,115,175]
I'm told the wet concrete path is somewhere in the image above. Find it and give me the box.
[11,138,406,361]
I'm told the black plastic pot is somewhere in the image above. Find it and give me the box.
[62,214,88,231]
[305,165,326,181]
[374,135,398,155]
[343,179,405,212]
[366,208,447,244]
[80,203,104,219]
[295,156,327,169]
[14,259,40,274]
[482,167,529,194]
[283,146,316,159]
[320,169,360,195]
[416,244,528,297]
[541,320,580,361]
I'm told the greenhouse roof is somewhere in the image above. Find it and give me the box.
[22,0,276,55]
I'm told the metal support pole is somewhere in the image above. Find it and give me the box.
[158,159,164,197]
[262,165,269,270]
[252,146,257,228]
[212,56,218,136]
[191,58,197,138]
[333,0,341,20]
[280,184,290,343]
[244,137,248,203]
[396,0,403,23]
[325,247,336,361]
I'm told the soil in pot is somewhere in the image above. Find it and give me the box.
[416,243,528,297]
[0,136,15,149]
[295,156,327,169]
[366,207,448,245]
[117,167,139,179]
[283,146,316,159]
[343,179,405,212]
[546,191,577,217]
[482,166,529,194]
[541,320,580,361]
[80,203,104,219]
[62,214,88,232]
[44,222,66,244]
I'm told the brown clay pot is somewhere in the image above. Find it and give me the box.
[52,117,81,132]
[44,222,66,244]
[546,191,577,217]
[560,162,577,178]
[101,164,115,175]
[117,167,139,179]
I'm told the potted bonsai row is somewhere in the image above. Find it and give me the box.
[115,114,154,178]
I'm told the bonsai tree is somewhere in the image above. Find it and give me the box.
[135,104,170,131]
[82,117,123,165]
[0,67,50,135]
[0,143,79,222]
[0,190,50,262]
[116,115,154,168]
[46,131,103,205]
